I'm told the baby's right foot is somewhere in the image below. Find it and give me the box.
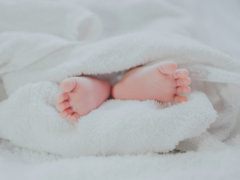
[56,77,111,122]
[112,61,191,103]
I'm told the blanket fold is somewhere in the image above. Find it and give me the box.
[0,1,102,41]
[0,82,216,156]
[0,0,239,157]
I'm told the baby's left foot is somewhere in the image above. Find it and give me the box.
[112,61,191,103]
[56,76,111,122]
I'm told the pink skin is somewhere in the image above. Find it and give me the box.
[56,61,191,122]
[56,77,111,122]
[112,61,191,102]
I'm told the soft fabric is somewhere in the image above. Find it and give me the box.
[0,0,240,179]
[0,138,239,180]
[0,82,216,156]
[0,0,227,156]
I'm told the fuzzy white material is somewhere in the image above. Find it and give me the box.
[0,82,216,156]
[0,0,240,179]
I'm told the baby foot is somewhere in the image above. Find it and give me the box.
[56,76,111,122]
[112,61,191,103]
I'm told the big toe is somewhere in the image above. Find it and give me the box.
[60,78,77,92]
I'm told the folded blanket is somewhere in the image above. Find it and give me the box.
[0,1,102,41]
[0,0,240,157]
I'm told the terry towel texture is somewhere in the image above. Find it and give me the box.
[0,0,240,159]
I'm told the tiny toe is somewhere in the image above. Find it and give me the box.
[57,101,71,112]
[174,69,189,78]
[177,86,191,94]
[69,113,80,123]
[61,107,73,118]
[174,95,188,103]
[56,93,69,103]
[60,78,77,92]
[176,77,191,86]
[158,62,177,75]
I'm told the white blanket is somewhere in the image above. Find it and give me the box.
[0,0,240,179]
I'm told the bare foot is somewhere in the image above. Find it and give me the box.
[56,77,111,122]
[112,61,191,103]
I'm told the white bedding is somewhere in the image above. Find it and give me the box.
[0,0,240,179]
